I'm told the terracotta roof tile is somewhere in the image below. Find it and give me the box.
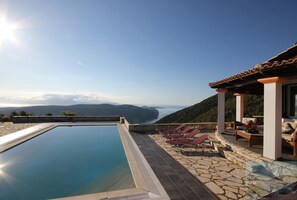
[209,57,297,88]
[267,44,297,62]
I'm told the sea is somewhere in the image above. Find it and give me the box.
[143,106,185,124]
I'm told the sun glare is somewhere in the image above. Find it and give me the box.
[0,18,17,45]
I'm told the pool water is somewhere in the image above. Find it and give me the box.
[0,126,135,200]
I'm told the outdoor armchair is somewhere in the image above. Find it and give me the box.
[233,117,257,132]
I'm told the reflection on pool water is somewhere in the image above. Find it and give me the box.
[0,126,135,200]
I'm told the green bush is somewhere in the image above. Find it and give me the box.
[61,111,76,116]
[1,116,10,122]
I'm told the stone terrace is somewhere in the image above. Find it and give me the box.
[147,132,292,199]
[1,122,296,199]
[131,132,218,200]
[0,122,38,136]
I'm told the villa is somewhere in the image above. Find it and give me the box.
[210,43,297,161]
[1,45,297,199]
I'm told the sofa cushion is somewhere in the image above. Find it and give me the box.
[282,122,295,134]
[282,118,295,123]
[242,117,257,125]
[289,121,297,129]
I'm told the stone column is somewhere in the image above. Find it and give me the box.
[217,89,227,134]
[234,93,245,122]
[258,77,287,160]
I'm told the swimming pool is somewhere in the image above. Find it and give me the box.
[0,122,169,199]
[0,125,135,199]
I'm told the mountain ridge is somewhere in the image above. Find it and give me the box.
[0,104,159,124]
[157,92,264,123]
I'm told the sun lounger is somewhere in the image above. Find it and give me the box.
[166,123,186,132]
[164,129,200,140]
[156,124,185,133]
[161,126,193,137]
[166,134,208,147]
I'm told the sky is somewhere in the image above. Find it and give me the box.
[0,0,297,107]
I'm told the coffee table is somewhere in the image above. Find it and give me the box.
[235,130,263,147]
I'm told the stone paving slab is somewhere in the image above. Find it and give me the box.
[148,132,294,200]
[131,132,218,200]
[0,122,38,136]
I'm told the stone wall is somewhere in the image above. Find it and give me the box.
[12,116,120,123]
[129,122,217,132]
[12,117,218,133]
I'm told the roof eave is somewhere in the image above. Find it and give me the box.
[209,58,297,89]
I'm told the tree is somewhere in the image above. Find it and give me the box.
[20,111,28,116]
[11,111,18,116]
[61,111,76,116]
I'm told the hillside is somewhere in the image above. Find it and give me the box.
[157,92,263,123]
[0,104,159,124]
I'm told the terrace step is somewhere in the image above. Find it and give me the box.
[211,133,297,199]
[214,132,297,182]
[211,140,248,169]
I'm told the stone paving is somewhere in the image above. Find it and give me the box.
[0,122,38,136]
[1,123,295,199]
[131,132,218,200]
[149,133,291,200]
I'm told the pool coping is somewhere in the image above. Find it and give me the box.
[0,122,169,200]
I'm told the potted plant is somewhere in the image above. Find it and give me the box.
[244,120,258,134]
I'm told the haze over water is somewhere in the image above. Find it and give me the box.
[144,106,185,124]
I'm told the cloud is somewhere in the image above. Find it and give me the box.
[0,92,129,107]
[77,61,89,68]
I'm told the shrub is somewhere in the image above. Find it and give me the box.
[61,112,76,116]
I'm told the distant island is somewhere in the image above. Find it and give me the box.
[0,104,159,124]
